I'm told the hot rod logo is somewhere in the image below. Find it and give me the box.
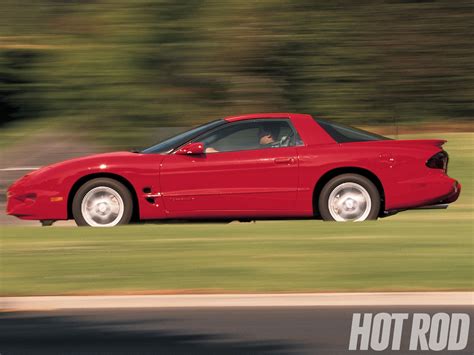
[349,313,470,351]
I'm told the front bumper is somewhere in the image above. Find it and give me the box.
[6,185,68,221]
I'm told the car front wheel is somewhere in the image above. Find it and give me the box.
[72,178,133,227]
[318,174,380,222]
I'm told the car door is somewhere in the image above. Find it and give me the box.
[159,119,301,217]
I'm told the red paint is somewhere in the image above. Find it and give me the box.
[160,146,299,217]
[6,113,461,222]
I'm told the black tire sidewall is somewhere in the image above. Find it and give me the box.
[72,178,133,226]
[318,174,380,221]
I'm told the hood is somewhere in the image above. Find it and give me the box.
[45,151,139,169]
[19,151,141,179]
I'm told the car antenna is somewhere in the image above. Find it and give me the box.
[393,113,399,139]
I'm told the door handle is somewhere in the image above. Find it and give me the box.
[274,157,296,164]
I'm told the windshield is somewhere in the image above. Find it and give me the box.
[315,119,390,143]
[142,119,225,154]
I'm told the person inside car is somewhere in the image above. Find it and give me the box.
[258,125,280,148]
[205,125,281,153]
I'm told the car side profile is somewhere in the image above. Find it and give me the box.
[7,113,461,226]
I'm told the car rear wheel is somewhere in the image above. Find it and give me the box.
[72,178,133,227]
[318,174,380,222]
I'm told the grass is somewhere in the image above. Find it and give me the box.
[0,220,473,296]
[0,132,472,296]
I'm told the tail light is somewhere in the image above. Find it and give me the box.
[426,151,449,172]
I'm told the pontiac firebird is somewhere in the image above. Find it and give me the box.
[6,113,461,226]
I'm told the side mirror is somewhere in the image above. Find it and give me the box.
[175,142,205,155]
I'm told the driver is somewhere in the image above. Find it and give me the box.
[258,125,280,148]
[205,124,281,153]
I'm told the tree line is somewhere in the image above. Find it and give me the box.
[1,0,472,130]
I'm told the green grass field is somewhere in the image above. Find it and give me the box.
[1,133,472,296]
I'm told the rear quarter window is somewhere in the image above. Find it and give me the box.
[315,119,390,143]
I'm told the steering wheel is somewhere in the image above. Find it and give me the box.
[279,132,294,147]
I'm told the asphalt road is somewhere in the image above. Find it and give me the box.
[1,306,473,355]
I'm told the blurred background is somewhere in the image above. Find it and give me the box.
[0,1,473,300]
[0,0,473,223]
[1,0,473,146]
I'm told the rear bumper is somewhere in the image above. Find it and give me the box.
[387,179,461,212]
[418,180,461,208]
[438,181,461,204]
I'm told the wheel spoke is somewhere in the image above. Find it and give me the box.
[328,182,371,222]
[81,186,124,227]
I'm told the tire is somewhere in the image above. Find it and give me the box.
[318,174,380,222]
[72,178,133,227]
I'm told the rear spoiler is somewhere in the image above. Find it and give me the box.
[389,139,447,148]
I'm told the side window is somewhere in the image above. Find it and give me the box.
[193,119,302,153]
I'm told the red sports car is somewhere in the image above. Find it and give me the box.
[6,113,460,226]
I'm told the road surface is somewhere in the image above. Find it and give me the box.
[1,306,473,354]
